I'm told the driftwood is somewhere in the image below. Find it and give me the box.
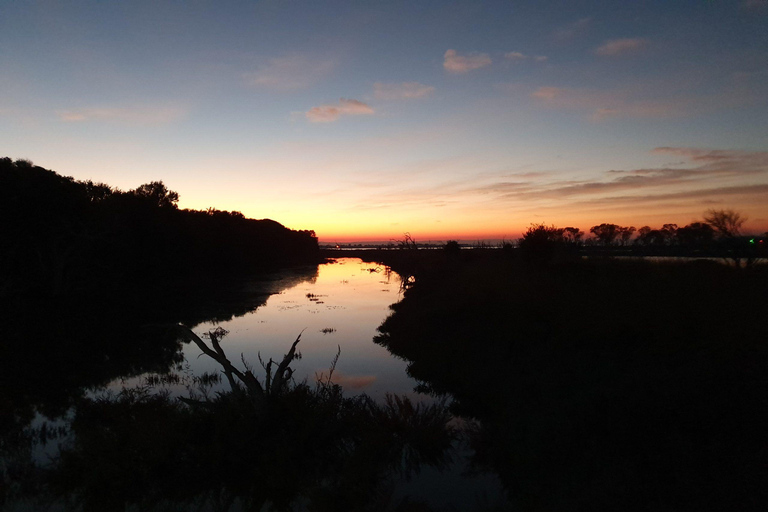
[176,325,302,408]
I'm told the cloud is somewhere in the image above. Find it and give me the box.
[56,106,185,125]
[530,85,700,120]
[244,55,334,90]
[305,98,374,123]
[443,49,491,73]
[531,86,564,100]
[595,38,648,56]
[373,82,435,100]
[652,147,768,169]
[505,52,526,61]
[504,52,548,62]
[553,17,591,41]
[466,147,768,205]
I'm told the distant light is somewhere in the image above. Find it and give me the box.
[749,238,755,244]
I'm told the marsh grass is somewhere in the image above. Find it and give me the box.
[374,255,768,511]
[24,329,457,512]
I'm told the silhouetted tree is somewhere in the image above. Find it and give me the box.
[704,209,746,239]
[617,226,636,246]
[397,233,418,250]
[444,240,461,256]
[81,180,114,202]
[676,222,715,250]
[589,223,621,246]
[518,224,568,264]
[130,181,179,208]
[661,223,678,242]
[1,158,320,297]
[562,227,584,245]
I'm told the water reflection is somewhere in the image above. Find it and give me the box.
[1,264,319,508]
[4,258,461,510]
[172,258,421,400]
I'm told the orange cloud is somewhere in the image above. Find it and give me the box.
[305,99,374,123]
[373,82,435,100]
[595,38,648,56]
[443,49,491,73]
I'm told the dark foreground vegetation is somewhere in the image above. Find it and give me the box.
[0,157,319,300]
[371,248,767,511]
[5,327,454,511]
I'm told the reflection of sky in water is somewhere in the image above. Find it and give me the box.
[185,258,422,400]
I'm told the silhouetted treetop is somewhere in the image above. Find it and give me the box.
[130,180,179,208]
[704,208,746,238]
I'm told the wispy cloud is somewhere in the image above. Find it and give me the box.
[466,147,768,205]
[365,147,764,219]
[244,55,334,90]
[305,98,374,123]
[443,49,491,73]
[553,17,591,41]
[530,86,701,120]
[504,52,547,62]
[56,106,185,125]
[505,52,526,61]
[373,82,435,100]
[595,38,648,56]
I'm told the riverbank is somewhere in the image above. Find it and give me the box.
[365,247,768,510]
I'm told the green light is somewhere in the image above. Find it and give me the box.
[749,238,755,244]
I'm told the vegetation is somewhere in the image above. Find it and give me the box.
[0,157,319,299]
[10,328,455,511]
[373,254,768,511]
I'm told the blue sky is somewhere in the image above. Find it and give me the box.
[2,0,767,240]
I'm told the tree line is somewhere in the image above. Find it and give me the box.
[0,158,319,298]
[517,209,766,264]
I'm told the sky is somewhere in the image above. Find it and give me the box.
[2,0,767,242]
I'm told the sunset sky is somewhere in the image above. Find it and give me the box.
[2,0,767,241]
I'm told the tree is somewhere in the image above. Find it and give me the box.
[704,209,746,239]
[676,222,715,249]
[81,180,114,202]
[618,226,636,246]
[660,224,678,244]
[635,226,652,246]
[130,181,179,209]
[443,240,461,256]
[562,227,584,245]
[589,223,621,246]
[518,224,568,264]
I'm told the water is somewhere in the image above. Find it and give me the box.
[4,257,507,510]
[117,258,425,401]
